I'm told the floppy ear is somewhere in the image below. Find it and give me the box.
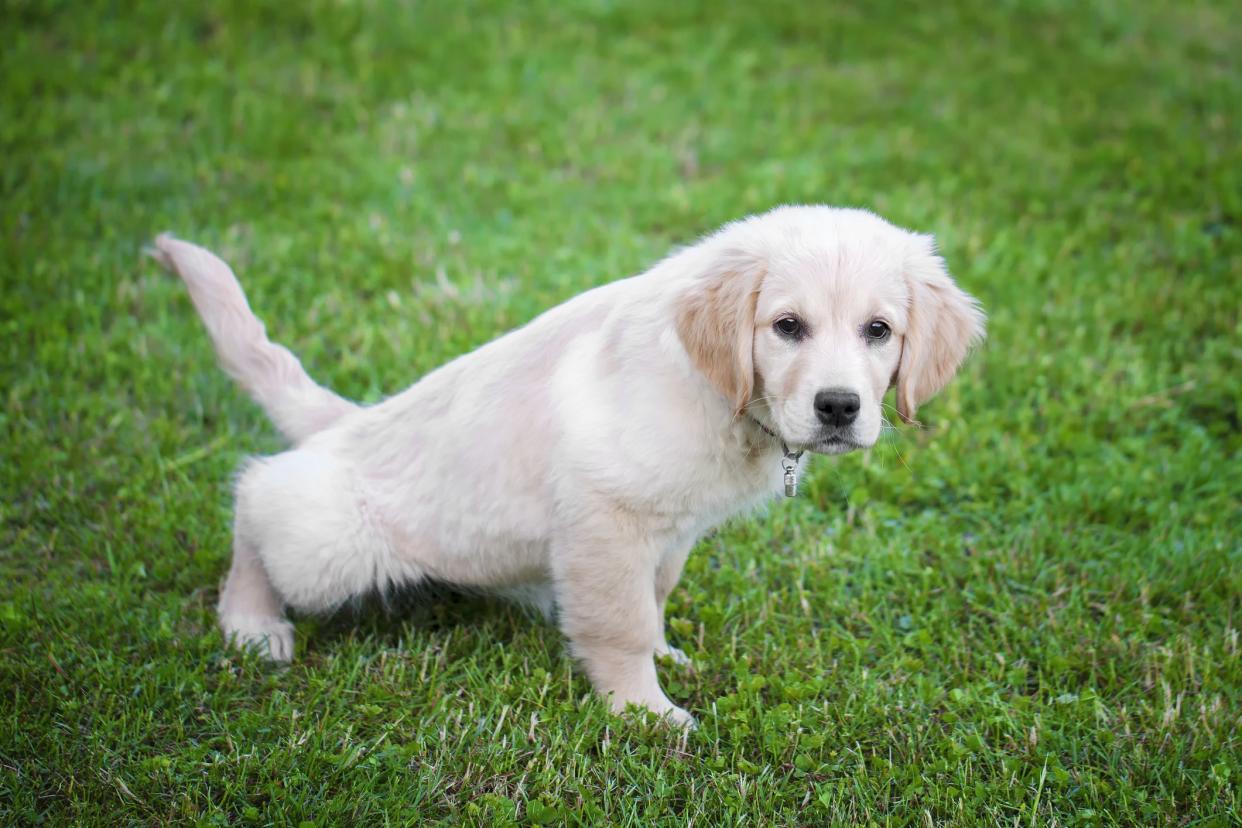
[895,235,986,423]
[675,250,766,414]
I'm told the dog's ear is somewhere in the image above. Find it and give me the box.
[675,250,766,414]
[894,235,986,423]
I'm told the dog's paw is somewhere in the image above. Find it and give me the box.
[655,644,693,668]
[616,697,697,730]
[663,705,697,730]
[221,614,295,663]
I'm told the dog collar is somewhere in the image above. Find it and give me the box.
[747,415,804,497]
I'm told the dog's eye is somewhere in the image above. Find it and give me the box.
[774,317,803,338]
[864,320,891,341]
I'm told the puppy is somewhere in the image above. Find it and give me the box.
[154,206,984,726]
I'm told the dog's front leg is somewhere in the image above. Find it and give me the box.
[653,540,693,666]
[552,516,694,727]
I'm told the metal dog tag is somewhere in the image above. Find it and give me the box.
[781,453,800,498]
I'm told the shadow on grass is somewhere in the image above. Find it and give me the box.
[298,581,550,657]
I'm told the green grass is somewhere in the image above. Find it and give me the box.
[2,0,1239,824]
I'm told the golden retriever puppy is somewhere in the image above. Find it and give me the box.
[153,205,984,726]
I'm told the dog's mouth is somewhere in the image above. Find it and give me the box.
[755,414,867,456]
[813,435,863,455]
[771,426,865,456]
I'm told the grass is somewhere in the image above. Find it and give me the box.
[2,0,1239,824]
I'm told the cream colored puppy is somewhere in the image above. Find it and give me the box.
[154,206,984,726]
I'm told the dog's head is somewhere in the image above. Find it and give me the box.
[675,206,985,454]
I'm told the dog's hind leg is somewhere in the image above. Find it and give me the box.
[218,529,295,662]
[220,449,415,662]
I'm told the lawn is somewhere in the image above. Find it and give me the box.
[2,0,1239,824]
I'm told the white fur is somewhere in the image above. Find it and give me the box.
[154,206,984,727]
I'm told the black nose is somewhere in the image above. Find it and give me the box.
[814,389,860,428]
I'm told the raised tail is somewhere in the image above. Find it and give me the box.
[150,234,358,444]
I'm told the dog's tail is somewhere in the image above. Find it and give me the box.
[149,234,358,444]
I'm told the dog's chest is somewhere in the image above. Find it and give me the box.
[635,442,785,534]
